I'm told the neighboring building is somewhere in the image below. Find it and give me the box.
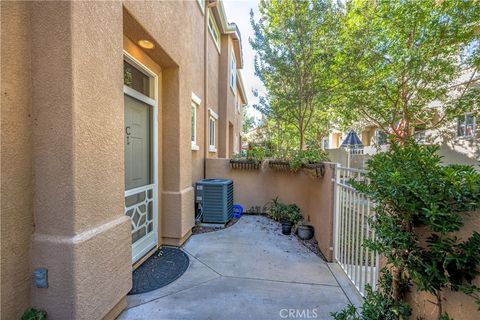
[325,70,479,170]
[1,1,247,319]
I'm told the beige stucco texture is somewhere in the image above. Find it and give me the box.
[206,159,336,262]
[1,2,34,319]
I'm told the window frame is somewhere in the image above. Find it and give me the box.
[456,113,476,139]
[375,129,388,146]
[230,50,237,92]
[191,93,201,151]
[208,108,218,152]
[208,11,221,53]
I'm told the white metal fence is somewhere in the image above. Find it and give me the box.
[334,166,379,297]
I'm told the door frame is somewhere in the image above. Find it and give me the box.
[123,50,159,264]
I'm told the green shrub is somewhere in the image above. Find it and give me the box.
[289,148,329,170]
[21,308,47,320]
[343,139,480,318]
[266,198,303,224]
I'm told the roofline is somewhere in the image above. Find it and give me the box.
[210,0,244,68]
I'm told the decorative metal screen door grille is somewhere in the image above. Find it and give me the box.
[124,53,158,264]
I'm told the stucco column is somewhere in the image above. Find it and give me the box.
[30,2,131,319]
[161,66,195,245]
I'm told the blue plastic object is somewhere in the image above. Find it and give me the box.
[232,204,243,219]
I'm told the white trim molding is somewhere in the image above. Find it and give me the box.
[191,92,202,106]
[209,108,218,120]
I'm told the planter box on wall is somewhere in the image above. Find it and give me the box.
[302,163,325,178]
[229,159,262,170]
[268,160,297,172]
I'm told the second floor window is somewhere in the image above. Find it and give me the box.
[375,130,388,145]
[208,12,220,52]
[457,113,476,138]
[230,51,236,90]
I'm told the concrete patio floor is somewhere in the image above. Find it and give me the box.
[119,216,361,320]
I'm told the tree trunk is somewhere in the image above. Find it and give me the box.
[299,129,305,150]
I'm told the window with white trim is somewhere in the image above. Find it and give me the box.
[457,113,476,138]
[209,117,216,152]
[208,11,221,52]
[191,103,198,150]
[230,51,236,91]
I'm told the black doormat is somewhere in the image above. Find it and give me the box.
[128,246,189,295]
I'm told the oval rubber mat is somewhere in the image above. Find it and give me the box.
[129,246,190,295]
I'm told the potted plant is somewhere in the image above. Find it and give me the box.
[280,204,303,235]
[296,222,314,240]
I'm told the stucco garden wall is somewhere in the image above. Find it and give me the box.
[206,159,337,261]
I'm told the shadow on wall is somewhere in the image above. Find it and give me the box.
[205,158,337,262]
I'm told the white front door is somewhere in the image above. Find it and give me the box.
[123,54,158,263]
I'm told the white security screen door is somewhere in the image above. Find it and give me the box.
[123,54,158,264]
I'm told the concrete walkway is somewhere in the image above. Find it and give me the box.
[119,216,361,320]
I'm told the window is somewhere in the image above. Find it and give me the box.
[191,93,201,151]
[323,138,329,149]
[230,51,236,90]
[375,130,388,145]
[457,113,476,138]
[209,117,216,152]
[209,108,218,152]
[208,11,221,52]
[196,0,204,13]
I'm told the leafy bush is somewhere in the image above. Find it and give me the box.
[332,269,411,320]
[289,148,329,170]
[347,140,480,317]
[22,308,47,320]
[233,144,267,162]
[266,198,303,224]
[285,204,302,224]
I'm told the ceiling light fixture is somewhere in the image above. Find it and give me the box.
[138,40,155,49]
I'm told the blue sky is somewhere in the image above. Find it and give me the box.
[223,0,264,119]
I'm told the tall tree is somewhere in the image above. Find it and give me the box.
[250,0,340,150]
[334,0,480,139]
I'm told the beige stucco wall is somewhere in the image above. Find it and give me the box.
[1,0,245,318]
[206,159,336,261]
[28,2,132,319]
[1,2,34,318]
[191,1,207,184]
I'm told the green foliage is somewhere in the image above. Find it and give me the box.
[334,0,480,137]
[332,271,411,320]
[266,198,303,224]
[351,140,480,317]
[242,107,256,134]
[250,0,341,149]
[233,143,267,162]
[21,308,47,320]
[289,148,329,170]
